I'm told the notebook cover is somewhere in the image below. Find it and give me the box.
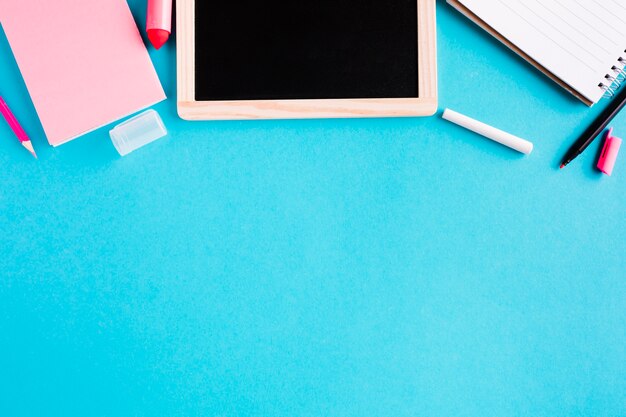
[0,0,166,146]
[447,0,593,106]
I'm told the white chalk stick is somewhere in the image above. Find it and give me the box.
[442,108,534,155]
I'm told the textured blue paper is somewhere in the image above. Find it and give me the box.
[0,1,624,416]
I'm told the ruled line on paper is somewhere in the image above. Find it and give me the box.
[521,1,611,58]
[495,0,599,72]
[552,0,620,46]
[608,0,626,13]
[573,0,626,28]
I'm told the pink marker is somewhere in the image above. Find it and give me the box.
[147,0,172,50]
[597,128,622,176]
[0,96,37,158]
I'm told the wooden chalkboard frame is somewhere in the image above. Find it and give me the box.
[177,0,437,120]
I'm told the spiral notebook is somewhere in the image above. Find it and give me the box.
[448,0,626,106]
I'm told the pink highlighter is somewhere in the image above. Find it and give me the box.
[147,0,172,50]
[597,128,622,176]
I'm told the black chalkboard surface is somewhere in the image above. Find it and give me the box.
[195,1,418,101]
[177,0,437,120]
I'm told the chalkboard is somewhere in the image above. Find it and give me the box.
[177,0,437,120]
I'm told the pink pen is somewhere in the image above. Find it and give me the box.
[0,96,37,158]
[147,0,172,50]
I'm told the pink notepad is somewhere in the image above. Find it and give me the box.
[0,0,166,146]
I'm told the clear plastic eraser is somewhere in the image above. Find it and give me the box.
[109,109,167,156]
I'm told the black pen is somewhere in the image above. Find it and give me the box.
[561,85,626,169]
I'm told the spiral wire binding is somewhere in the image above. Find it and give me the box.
[599,51,626,98]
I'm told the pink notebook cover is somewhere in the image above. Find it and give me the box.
[0,0,166,146]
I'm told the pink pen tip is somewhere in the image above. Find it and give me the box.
[560,164,565,169]
[148,29,170,50]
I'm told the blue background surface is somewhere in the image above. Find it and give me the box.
[1,1,624,416]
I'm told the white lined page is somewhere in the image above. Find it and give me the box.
[455,0,626,103]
